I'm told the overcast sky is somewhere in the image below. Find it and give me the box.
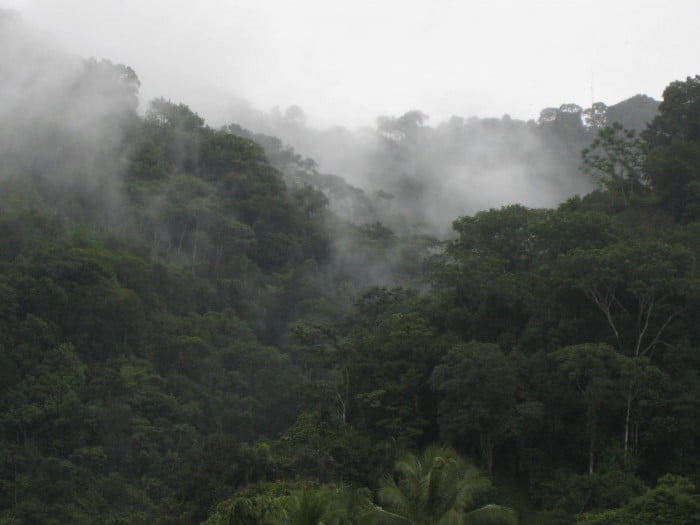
[4,0,699,128]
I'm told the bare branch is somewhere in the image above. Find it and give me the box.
[641,310,679,357]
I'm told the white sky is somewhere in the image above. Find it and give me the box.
[4,0,700,128]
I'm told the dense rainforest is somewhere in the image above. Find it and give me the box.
[1,14,700,525]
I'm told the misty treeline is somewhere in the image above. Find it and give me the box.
[1,10,700,525]
[225,90,658,236]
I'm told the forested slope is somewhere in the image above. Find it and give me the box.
[0,14,699,523]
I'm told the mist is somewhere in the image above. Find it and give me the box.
[223,101,605,236]
[0,6,659,253]
[0,10,138,225]
[5,1,698,129]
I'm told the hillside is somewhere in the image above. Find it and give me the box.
[0,14,699,524]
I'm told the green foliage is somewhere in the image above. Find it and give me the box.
[550,344,624,474]
[345,289,446,447]
[0,87,335,522]
[581,123,646,207]
[431,342,541,476]
[576,475,700,525]
[373,446,518,525]
[2,58,700,525]
[644,75,700,219]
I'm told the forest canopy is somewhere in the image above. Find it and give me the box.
[0,13,699,525]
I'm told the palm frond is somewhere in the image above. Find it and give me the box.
[464,504,518,525]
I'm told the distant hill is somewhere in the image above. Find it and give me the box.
[606,94,660,131]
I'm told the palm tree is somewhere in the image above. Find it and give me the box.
[264,486,376,525]
[372,446,518,525]
[272,490,334,525]
[270,487,375,525]
[330,487,377,525]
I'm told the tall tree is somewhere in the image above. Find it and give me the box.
[555,240,699,455]
[644,75,700,219]
[551,344,623,475]
[581,123,646,207]
[430,342,542,478]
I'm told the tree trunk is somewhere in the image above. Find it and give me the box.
[623,391,632,456]
[587,403,597,475]
[480,433,494,479]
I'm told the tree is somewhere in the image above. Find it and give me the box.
[583,103,608,130]
[430,342,542,478]
[161,435,267,525]
[275,490,335,525]
[557,241,695,360]
[346,289,442,446]
[351,310,436,444]
[576,474,700,525]
[449,205,549,273]
[644,75,700,219]
[206,484,375,525]
[377,111,429,144]
[538,107,560,124]
[80,59,140,116]
[555,240,699,455]
[373,446,518,524]
[434,206,544,343]
[539,104,586,141]
[581,123,646,207]
[551,344,623,475]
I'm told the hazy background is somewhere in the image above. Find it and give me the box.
[0,1,691,238]
[3,0,699,128]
